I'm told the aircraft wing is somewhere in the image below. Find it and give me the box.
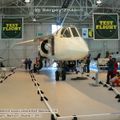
[15,35,53,46]
[15,39,35,46]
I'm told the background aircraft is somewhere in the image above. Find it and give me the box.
[15,26,89,70]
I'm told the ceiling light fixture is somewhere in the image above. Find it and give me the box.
[33,18,36,22]
[96,0,102,4]
[25,0,30,3]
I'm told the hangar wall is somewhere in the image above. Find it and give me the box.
[87,39,120,58]
[0,22,120,67]
[0,23,51,67]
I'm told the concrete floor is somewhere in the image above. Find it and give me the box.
[0,68,120,120]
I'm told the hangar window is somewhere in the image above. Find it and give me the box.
[52,24,62,33]
[71,27,79,37]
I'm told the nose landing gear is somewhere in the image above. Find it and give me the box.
[55,70,66,81]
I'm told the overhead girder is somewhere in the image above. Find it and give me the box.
[0,0,118,24]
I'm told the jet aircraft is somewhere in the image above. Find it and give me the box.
[15,26,89,80]
[16,25,89,63]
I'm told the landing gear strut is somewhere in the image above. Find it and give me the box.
[55,70,66,81]
[55,61,66,81]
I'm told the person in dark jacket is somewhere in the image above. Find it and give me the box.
[94,53,101,60]
[28,58,32,70]
[106,56,114,84]
[24,58,28,71]
[85,55,91,73]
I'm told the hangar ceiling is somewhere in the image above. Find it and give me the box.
[0,0,120,25]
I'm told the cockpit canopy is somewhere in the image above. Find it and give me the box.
[56,26,80,38]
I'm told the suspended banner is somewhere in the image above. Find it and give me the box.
[1,18,23,39]
[93,13,119,40]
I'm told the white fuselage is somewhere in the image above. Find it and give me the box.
[46,26,89,60]
[51,36,89,60]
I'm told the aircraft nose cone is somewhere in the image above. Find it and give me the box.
[84,46,89,55]
[79,43,89,59]
[80,48,89,58]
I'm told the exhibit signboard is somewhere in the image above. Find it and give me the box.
[82,28,88,38]
[1,18,23,39]
[88,28,93,38]
[82,28,93,39]
[93,13,119,40]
